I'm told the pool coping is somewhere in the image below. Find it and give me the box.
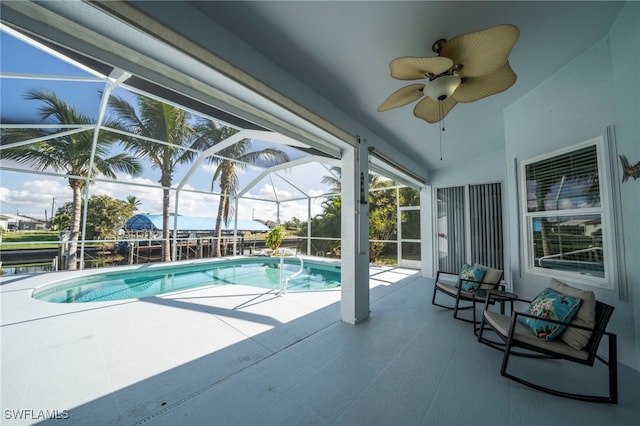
[28,255,340,303]
[0,255,342,294]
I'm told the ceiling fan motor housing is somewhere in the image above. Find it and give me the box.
[432,38,447,54]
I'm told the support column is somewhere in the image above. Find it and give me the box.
[341,138,370,324]
[420,186,434,278]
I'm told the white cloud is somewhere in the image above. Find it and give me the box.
[91,176,222,216]
[237,185,329,223]
[0,179,70,218]
[1,171,332,221]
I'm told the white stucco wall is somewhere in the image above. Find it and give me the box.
[503,2,639,369]
[609,1,640,372]
[429,148,506,187]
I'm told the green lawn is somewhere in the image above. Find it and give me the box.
[0,231,61,249]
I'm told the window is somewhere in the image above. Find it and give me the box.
[520,137,611,286]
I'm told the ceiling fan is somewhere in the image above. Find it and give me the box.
[377,24,520,123]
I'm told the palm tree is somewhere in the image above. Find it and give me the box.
[321,166,380,193]
[108,94,199,262]
[194,119,290,256]
[0,90,142,269]
[125,195,142,212]
[321,166,342,193]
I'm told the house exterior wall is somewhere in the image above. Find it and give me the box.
[0,214,46,231]
[504,2,639,369]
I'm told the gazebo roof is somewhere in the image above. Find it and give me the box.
[123,214,269,233]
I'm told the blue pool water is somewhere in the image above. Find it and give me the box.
[32,258,341,303]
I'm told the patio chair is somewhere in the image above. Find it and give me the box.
[478,279,617,403]
[431,264,504,322]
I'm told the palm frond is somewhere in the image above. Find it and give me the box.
[26,90,93,125]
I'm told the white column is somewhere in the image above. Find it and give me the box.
[307,197,312,256]
[341,139,370,324]
[420,186,434,278]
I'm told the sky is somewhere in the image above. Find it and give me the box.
[0,27,336,223]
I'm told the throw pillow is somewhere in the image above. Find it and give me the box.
[518,287,582,341]
[475,264,503,289]
[456,264,486,292]
[548,278,596,350]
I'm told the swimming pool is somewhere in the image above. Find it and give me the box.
[32,257,341,303]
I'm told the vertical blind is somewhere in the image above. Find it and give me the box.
[470,183,504,270]
[437,186,466,272]
[437,183,503,272]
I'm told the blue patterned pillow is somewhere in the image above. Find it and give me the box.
[518,288,581,341]
[456,264,486,291]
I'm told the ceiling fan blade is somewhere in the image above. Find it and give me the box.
[440,24,519,77]
[413,96,457,123]
[389,56,453,80]
[452,62,517,103]
[377,84,425,112]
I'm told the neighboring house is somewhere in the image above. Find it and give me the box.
[0,213,46,231]
[0,214,10,231]
[557,218,603,237]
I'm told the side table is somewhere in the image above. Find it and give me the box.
[472,289,518,337]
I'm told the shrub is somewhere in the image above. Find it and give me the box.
[265,225,286,252]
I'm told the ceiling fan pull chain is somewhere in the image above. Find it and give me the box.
[439,102,444,160]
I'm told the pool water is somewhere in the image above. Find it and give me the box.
[32,258,341,303]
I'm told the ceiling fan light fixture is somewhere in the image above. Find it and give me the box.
[423,75,461,101]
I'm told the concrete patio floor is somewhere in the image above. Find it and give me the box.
[1,263,639,425]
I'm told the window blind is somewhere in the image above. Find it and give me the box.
[470,183,504,270]
[525,145,600,213]
[437,186,466,273]
[437,183,504,272]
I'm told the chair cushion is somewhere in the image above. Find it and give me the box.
[484,311,589,361]
[517,288,581,341]
[549,278,596,350]
[456,263,486,291]
[436,281,474,299]
[475,264,503,289]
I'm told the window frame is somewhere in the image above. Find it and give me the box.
[519,136,613,288]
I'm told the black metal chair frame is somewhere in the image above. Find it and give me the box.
[431,269,505,323]
[478,293,618,404]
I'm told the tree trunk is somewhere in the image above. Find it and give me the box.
[535,184,551,257]
[161,171,172,262]
[213,192,227,257]
[66,180,83,270]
